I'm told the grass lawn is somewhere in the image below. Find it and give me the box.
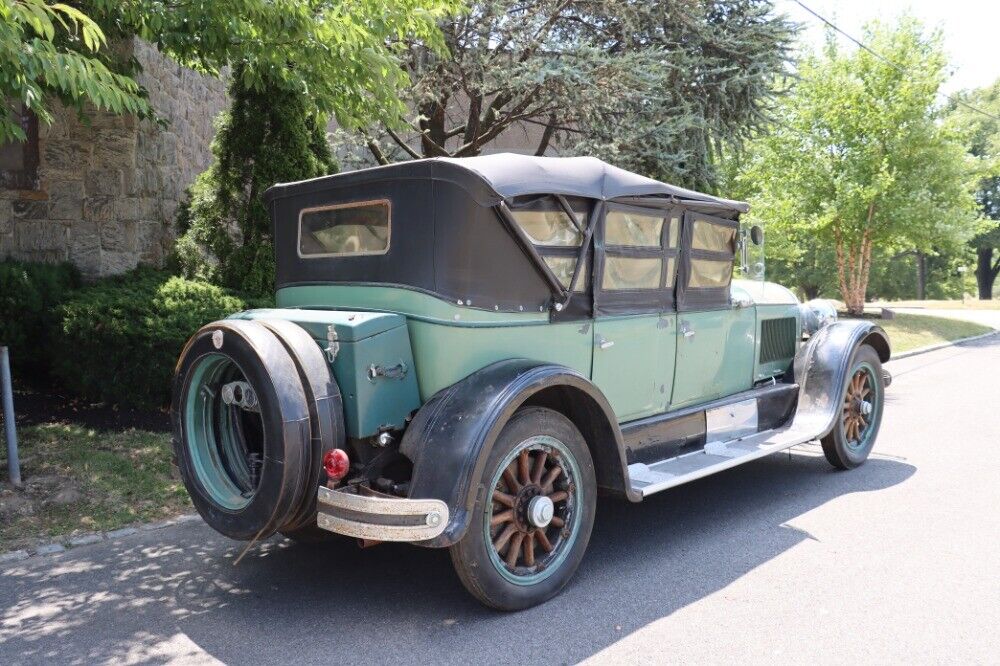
[0,424,191,553]
[870,299,1000,310]
[860,312,994,354]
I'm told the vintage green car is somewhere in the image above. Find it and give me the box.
[172,154,890,610]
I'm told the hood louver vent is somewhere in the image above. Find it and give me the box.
[760,317,797,364]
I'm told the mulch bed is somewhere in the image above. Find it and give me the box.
[5,380,170,433]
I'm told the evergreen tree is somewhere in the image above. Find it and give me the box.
[175,74,336,296]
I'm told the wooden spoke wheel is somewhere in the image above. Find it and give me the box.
[487,439,579,580]
[449,407,595,610]
[842,366,875,449]
[822,345,885,470]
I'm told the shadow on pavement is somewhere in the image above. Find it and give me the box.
[1,449,915,665]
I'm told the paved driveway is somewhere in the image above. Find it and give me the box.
[2,337,999,664]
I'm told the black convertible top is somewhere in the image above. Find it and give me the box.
[264,154,749,212]
[266,154,747,314]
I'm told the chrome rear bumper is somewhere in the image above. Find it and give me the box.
[315,486,449,542]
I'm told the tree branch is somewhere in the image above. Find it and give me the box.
[534,114,557,155]
[383,125,422,160]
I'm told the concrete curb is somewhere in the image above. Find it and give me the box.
[889,329,1000,361]
[0,513,200,564]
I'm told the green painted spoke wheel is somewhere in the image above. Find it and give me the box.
[822,344,885,470]
[450,407,596,610]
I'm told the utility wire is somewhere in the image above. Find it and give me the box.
[792,0,1000,122]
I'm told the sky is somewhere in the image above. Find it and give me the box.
[775,0,1000,93]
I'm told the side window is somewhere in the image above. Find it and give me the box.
[601,207,679,291]
[682,212,738,294]
[510,195,591,291]
[299,200,390,257]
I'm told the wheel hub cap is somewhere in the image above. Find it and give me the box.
[527,495,554,528]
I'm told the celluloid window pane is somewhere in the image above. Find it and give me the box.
[606,211,663,247]
[689,258,733,288]
[300,202,389,256]
[511,198,582,247]
[544,256,588,291]
[665,257,676,287]
[602,256,661,290]
[667,216,680,249]
[691,219,736,253]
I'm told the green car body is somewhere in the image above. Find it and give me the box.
[173,154,890,609]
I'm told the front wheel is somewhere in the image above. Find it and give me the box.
[821,344,885,469]
[449,407,596,611]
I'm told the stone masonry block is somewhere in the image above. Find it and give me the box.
[46,180,85,220]
[85,169,124,197]
[100,219,137,252]
[15,220,66,252]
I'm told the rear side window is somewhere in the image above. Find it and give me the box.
[509,197,583,247]
[299,200,390,257]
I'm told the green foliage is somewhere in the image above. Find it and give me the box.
[0,259,81,376]
[86,0,460,130]
[0,0,150,143]
[52,268,267,408]
[734,18,980,311]
[350,0,795,192]
[174,74,337,296]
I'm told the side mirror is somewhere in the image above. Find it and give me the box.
[749,225,764,246]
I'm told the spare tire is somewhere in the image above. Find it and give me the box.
[256,318,345,533]
[171,320,311,541]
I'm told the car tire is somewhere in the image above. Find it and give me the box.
[821,344,885,470]
[171,320,312,540]
[449,407,596,611]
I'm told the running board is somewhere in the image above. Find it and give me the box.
[628,425,816,497]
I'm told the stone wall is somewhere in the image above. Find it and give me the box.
[0,39,227,277]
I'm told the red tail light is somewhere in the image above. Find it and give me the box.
[323,449,350,480]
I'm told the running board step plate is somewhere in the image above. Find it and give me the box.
[628,426,816,497]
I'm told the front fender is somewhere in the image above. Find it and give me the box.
[793,320,891,441]
[399,359,628,548]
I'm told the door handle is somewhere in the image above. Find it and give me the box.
[596,334,615,350]
[680,322,696,338]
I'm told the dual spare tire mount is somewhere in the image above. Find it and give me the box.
[171,318,345,542]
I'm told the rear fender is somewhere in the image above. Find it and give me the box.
[793,320,891,440]
[399,359,633,548]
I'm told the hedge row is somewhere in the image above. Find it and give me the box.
[1,261,266,409]
[0,260,81,377]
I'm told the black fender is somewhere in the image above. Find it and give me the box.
[793,320,891,441]
[399,359,635,548]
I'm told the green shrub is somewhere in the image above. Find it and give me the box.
[0,260,81,377]
[53,268,269,409]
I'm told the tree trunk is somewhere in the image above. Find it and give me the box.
[915,252,927,300]
[976,247,999,300]
[834,213,875,316]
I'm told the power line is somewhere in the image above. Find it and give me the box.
[792,0,1000,122]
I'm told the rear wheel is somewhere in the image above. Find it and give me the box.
[821,344,885,470]
[449,407,596,611]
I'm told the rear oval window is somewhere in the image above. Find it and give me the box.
[299,200,390,257]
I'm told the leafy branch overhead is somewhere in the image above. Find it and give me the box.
[2,0,460,144]
[357,0,795,192]
[0,0,150,143]
[86,0,460,128]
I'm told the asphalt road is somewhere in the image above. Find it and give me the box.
[2,335,999,665]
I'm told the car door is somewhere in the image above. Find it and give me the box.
[672,210,755,408]
[591,204,677,422]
